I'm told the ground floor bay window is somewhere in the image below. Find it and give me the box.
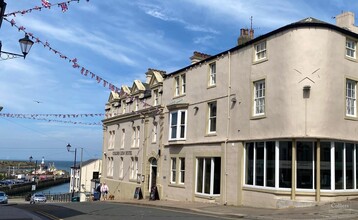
[244,140,358,192]
[196,157,221,196]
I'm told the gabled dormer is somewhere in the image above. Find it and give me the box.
[131,80,146,95]
[148,70,164,89]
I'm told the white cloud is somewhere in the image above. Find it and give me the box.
[194,35,215,45]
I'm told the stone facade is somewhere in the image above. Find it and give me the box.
[102,12,358,208]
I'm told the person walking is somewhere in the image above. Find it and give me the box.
[100,182,109,200]
[96,183,101,201]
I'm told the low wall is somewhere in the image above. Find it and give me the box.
[0,177,69,195]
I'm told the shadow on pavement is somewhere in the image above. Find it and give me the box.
[16,204,85,219]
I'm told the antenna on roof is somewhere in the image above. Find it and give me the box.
[250,16,253,31]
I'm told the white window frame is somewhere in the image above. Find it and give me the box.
[181,74,186,94]
[170,158,177,183]
[253,80,265,116]
[121,129,125,149]
[119,157,124,179]
[107,157,113,177]
[136,126,140,148]
[346,39,356,59]
[169,110,187,140]
[208,101,217,134]
[131,127,140,148]
[209,62,216,86]
[179,157,185,184]
[152,123,157,143]
[130,157,138,180]
[254,41,267,61]
[109,130,115,149]
[175,76,180,96]
[122,100,126,114]
[130,157,135,179]
[174,74,186,97]
[135,97,139,111]
[346,79,357,117]
[153,89,159,106]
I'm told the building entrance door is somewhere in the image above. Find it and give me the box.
[149,158,157,191]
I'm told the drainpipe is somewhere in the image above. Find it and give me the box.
[224,51,232,205]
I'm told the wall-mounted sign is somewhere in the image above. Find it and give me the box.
[113,151,132,156]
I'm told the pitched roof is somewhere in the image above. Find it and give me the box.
[166,17,358,77]
[81,159,100,167]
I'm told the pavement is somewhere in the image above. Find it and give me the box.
[105,198,358,219]
[6,197,358,219]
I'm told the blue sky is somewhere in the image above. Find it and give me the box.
[0,0,357,161]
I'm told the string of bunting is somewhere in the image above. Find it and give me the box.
[4,0,90,17]
[3,17,121,93]
[3,3,164,116]
[0,114,101,126]
[0,113,104,118]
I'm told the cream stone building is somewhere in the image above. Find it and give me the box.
[102,12,358,208]
[102,69,165,199]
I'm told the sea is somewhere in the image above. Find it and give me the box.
[2,160,73,195]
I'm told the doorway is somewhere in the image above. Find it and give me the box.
[149,158,157,191]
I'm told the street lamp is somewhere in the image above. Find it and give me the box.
[67,143,77,198]
[0,34,34,60]
[0,0,6,29]
[29,156,37,182]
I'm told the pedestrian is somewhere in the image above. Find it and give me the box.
[96,183,101,201]
[100,182,109,200]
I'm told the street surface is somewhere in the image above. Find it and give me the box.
[2,201,229,220]
[3,198,358,219]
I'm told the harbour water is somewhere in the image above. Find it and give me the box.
[36,160,72,194]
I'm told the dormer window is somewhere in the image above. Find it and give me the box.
[153,89,159,106]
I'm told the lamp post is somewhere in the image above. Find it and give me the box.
[67,143,77,198]
[0,0,6,29]
[29,156,37,183]
[0,34,34,60]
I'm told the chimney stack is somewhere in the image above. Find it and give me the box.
[336,11,358,34]
[237,28,254,45]
[190,51,211,64]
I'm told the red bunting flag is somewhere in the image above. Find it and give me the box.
[59,3,68,12]
[41,0,51,8]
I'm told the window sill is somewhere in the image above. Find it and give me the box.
[168,140,186,145]
[168,183,185,188]
[243,185,291,195]
[252,58,268,65]
[345,115,358,121]
[130,147,140,150]
[173,94,186,99]
[194,193,220,200]
[250,114,266,120]
[207,85,216,89]
[205,133,217,137]
[345,56,358,62]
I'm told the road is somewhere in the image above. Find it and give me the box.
[2,202,229,220]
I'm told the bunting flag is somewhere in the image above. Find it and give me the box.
[42,0,51,8]
[0,113,102,126]
[4,0,90,17]
[59,3,68,12]
[3,3,164,117]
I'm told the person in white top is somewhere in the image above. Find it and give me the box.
[100,182,109,200]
